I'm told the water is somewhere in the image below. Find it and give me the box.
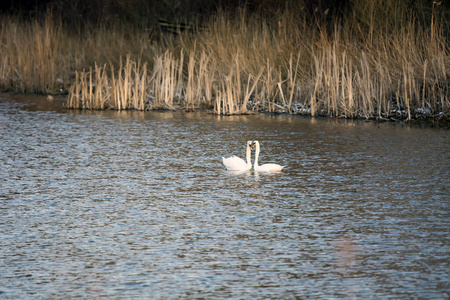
[1,95,449,298]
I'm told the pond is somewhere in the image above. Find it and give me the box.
[1,95,449,298]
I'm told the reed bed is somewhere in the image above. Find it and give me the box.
[0,14,75,94]
[1,2,449,120]
[67,53,181,110]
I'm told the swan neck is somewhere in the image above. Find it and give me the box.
[246,145,251,166]
[254,143,260,167]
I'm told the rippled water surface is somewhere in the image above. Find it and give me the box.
[1,95,449,298]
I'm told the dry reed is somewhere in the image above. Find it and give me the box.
[1,2,449,120]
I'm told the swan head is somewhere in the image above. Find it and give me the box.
[251,140,259,150]
[247,140,252,148]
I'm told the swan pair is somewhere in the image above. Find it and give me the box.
[222,140,285,172]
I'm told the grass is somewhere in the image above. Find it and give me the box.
[1,1,449,120]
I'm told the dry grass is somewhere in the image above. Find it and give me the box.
[0,14,75,93]
[1,2,449,119]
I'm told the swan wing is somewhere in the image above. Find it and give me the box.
[222,156,247,171]
[255,163,285,172]
[222,156,248,171]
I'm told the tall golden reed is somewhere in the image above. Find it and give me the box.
[1,2,449,119]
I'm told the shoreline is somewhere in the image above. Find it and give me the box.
[2,92,448,129]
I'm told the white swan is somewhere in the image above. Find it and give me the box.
[222,141,253,171]
[252,140,285,172]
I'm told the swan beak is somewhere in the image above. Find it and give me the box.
[250,142,256,149]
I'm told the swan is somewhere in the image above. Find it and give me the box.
[222,141,253,171]
[252,140,285,172]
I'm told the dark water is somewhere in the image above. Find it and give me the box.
[1,95,449,299]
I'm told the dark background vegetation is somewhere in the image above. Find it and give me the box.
[1,0,448,32]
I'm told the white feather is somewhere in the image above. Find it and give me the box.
[222,141,252,171]
[253,140,285,172]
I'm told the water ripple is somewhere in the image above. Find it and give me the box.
[0,96,449,298]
